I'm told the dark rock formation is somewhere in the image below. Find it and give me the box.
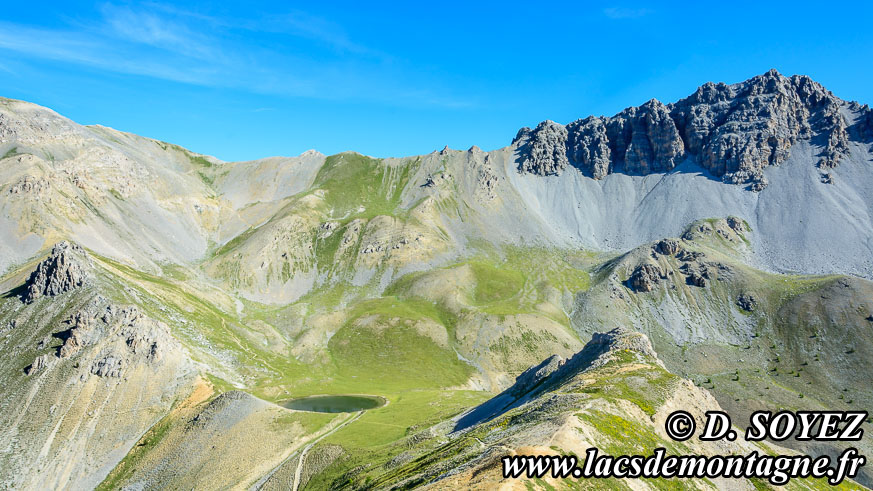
[510,354,564,398]
[23,241,92,303]
[608,99,685,175]
[566,117,611,178]
[858,105,873,141]
[676,249,705,262]
[629,263,665,292]
[515,70,865,190]
[91,355,123,378]
[737,293,757,312]
[681,262,713,287]
[726,216,746,233]
[515,120,568,176]
[8,175,50,195]
[656,239,680,256]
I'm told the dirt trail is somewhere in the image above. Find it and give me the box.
[252,410,363,490]
[292,410,363,491]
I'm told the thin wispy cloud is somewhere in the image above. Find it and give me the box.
[99,4,222,61]
[603,7,653,19]
[139,3,375,56]
[256,11,380,56]
[0,3,470,108]
[0,21,222,85]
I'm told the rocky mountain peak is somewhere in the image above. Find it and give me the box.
[23,241,93,303]
[587,327,659,359]
[515,120,568,176]
[515,70,863,189]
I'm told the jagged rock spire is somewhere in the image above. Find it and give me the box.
[23,241,92,303]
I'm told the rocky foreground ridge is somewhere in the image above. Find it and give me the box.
[369,328,836,489]
[515,69,873,189]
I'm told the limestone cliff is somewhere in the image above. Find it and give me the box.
[515,69,866,189]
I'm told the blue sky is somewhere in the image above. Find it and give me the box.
[1,1,872,161]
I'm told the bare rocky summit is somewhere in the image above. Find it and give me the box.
[515,120,568,176]
[22,241,92,303]
[515,69,866,189]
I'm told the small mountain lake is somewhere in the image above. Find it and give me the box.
[282,394,387,413]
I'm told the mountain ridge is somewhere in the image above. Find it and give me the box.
[3,70,873,285]
[2,71,873,487]
[513,69,873,190]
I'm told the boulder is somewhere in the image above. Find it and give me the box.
[737,293,757,312]
[25,354,53,375]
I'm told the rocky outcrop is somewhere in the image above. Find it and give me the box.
[515,70,863,189]
[628,263,665,292]
[23,241,93,303]
[726,216,745,233]
[821,172,835,184]
[552,327,663,376]
[676,249,704,262]
[536,328,663,389]
[58,311,93,358]
[47,298,175,381]
[681,217,746,244]
[737,293,757,312]
[566,117,611,178]
[510,354,564,397]
[857,105,873,140]
[91,355,124,378]
[515,120,569,176]
[25,354,53,375]
[455,328,661,431]
[655,238,680,256]
[609,99,685,175]
[475,160,498,202]
[585,327,659,361]
[8,175,50,196]
[681,262,712,287]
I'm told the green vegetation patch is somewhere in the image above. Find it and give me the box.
[574,357,679,416]
[576,409,685,456]
[469,260,524,304]
[329,316,471,391]
[2,146,21,160]
[306,389,487,489]
[96,414,176,490]
[313,153,418,219]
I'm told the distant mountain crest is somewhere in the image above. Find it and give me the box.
[513,69,873,190]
